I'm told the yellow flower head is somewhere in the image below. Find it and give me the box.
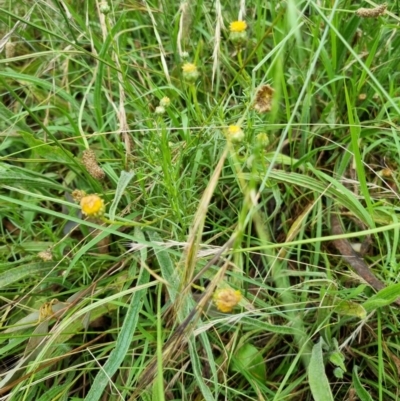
[160,96,171,108]
[226,125,245,143]
[230,20,247,33]
[256,132,269,146]
[80,194,105,217]
[213,288,242,313]
[182,63,200,82]
[182,63,197,73]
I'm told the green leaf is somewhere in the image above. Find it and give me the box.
[362,283,400,311]
[329,338,346,372]
[20,131,74,163]
[333,299,366,319]
[232,343,266,381]
[148,231,180,302]
[0,164,65,190]
[352,366,373,401]
[333,367,344,379]
[108,170,135,221]
[329,351,346,372]
[240,317,305,336]
[84,228,150,401]
[308,337,334,401]
[0,262,55,289]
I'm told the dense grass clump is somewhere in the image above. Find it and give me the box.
[1,0,400,400]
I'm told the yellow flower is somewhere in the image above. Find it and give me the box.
[80,194,105,217]
[213,289,242,313]
[256,133,269,146]
[182,63,200,82]
[229,20,247,33]
[226,125,245,143]
[182,63,197,73]
[160,96,171,108]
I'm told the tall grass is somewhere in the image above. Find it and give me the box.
[1,0,400,400]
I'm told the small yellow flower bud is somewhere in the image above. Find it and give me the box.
[182,62,200,82]
[38,250,53,261]
[213,288,242,313]
[155,105,166,115]
[256,133,269,147]
[227,125,245,143]
[229,20,248,45]
[160,97,171,108]
[72,189,87,202]
[99,1,110,14]
[80,194,105,217]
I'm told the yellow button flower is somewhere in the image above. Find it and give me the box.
[182,63,200,82]
[213,288,242,313]
[229,20,247,33]
[229,21,248,45]
[160,96,171,108]
[80,194,105,217]
[182,63,197,73]
[226,125,245,143]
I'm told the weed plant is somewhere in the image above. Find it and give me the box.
[1,0,400,400]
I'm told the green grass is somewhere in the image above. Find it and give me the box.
[1,0,400,400]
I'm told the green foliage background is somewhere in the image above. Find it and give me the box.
[1,0,400,400]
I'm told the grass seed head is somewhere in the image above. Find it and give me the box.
[356,4,387,18]
[82,149,105,180]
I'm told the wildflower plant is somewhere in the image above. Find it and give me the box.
[2,1,400,400]
[182,62,200,82]
[226,125,245,143]
[213,288,242,313]
[229,20,247,45]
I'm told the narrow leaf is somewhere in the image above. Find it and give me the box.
[308,338,334,401]
[352,365,373,401]
[84,228,149,401]
[362,283,400,311]
[148,231,180,301]
[19,131,73,163]
[232,343,266,381]
[108,170,135,221]
[0,262,54,289]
